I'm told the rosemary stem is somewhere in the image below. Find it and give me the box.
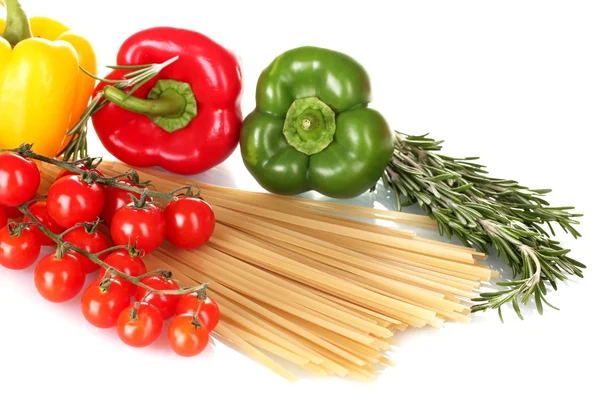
[387,131,584,319]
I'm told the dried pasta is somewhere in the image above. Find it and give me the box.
[38,162,491,382]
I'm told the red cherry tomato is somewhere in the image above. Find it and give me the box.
[164,197,215,249]
[117,302,163,348]
[167,314,209,357]
[0,207,6,229]
[0,153,40,207]
[175,292,201,316]
[5,206,23,219]
[81,278,131,328]
[111,203,166,254]
[175,293,220,331]
[0,225,41,270]
[34,252,85,302]
[46,175,105,229]
[135,275,180,320]
[99,249,147,295]
[102,179,150,227]
[55,164,104,182]
[23,201,63,246]
[63,227,110,274]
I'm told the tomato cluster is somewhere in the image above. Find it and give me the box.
[0,152,219,357]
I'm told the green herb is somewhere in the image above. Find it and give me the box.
[383,132,584,320]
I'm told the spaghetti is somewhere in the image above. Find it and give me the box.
[38,162,491,382]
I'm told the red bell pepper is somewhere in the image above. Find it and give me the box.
[91,27,242,175]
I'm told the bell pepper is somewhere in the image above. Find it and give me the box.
[240,46,394,199]
[0,0,97,157]
[91,27,243,176]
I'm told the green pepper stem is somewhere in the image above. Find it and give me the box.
[2,0,33,46]
[301,118,313,130]
[283,97,336,155]
[103,86,186,117]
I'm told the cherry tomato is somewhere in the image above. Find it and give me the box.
[111,203,166,254]
[102,179,150,227]
[164,197,215,249]
[55,164,104,182]
[81,278,130,328]
[0,207,6,229]
[116,302,163,348]
[135,275,180,320]
[99,249,147,295]
[5,206,23,219]
[167,315,209,357]
[0,153,40,207]
[46,175,105,229]
[34,252,85,303]
[0,225,41,270]
[175,293,220,331]
[23,201,63,246]
[63,227,110,274]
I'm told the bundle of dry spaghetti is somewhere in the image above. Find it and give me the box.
[39,161,492,382]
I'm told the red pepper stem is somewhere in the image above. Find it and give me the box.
[2,0,33,46]
[102,79,198,134]
[103,86,186,117]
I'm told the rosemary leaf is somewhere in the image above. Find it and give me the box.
[385,132,585,319]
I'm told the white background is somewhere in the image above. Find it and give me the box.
[1,1,598,399]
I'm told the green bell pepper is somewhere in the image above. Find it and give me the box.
[240,46,394,199]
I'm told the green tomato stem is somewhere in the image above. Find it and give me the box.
[12,144,193,201]
[52,241,63,258]
[6,221,29,237]
[136,269,169,280]
[1,144,206,296]
[16,200,203,297]
[58,219,93,239]
[92,245,131,257]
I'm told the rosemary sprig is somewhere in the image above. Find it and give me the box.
[383,132,585,320]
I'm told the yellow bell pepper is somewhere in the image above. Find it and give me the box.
[0,0,97,157]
